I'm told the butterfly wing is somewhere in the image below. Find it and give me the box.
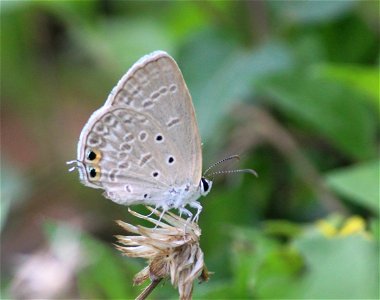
[76,51,202,206]
[106,51,202,185]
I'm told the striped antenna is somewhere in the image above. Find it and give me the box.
[203,155,240,176]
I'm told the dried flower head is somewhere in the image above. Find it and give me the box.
[115,207,210,300]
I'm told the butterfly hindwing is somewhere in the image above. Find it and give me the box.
[78,106,181,204]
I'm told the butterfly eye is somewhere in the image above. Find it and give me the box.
[200,177,212,196]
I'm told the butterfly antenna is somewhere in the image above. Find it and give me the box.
[207,168,258,179]
[203,155,241,176]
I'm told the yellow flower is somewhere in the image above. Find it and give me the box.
[115,207,210,300]
[339,216,368,237]
[316,220,338,237]
[316,215,370,239]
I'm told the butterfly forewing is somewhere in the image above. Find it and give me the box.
[107,52,201,183]
[76,51,202,205]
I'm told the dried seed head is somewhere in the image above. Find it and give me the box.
[115,207,210,300]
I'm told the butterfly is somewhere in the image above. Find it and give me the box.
[68,51,213,220]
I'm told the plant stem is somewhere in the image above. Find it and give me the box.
[135,278,162,300]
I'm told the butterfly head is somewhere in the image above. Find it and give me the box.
[200,177,212,196]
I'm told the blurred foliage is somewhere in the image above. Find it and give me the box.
[326,160,379,213]
[1,1,379,299]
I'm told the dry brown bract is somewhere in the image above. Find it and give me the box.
[115,207,210,300]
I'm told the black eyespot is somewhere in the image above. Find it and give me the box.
[201,178,209,192]
[87,151,97,161]
[155,134,163,142]
[144,194,148,198]
[153,171,159,177]
[168,156,174,164]
[89,168,97,178]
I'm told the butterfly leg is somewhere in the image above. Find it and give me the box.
[178,207,193,220]
[146,205,158,217]
[178,207,193,233]
[189,201,202,223]
[153,208,167,229]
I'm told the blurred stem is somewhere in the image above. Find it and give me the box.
[135,278,162,300]
[247,0,270,43]
[230,105,349,215]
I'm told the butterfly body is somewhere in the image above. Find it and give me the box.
[71,51,211,217]
[102,182,203,211]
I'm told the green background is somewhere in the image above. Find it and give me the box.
[1,1,379,299]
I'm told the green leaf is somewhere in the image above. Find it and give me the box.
[312,64,380,109]
[325,160,379,214]
[71,18,175,75]
[0,0,31,13]
[254,248,303,299]
[290,234,379,299]
[260,74,377,160]
[262,220,302,238]
[230,228,277,298]
[369,218,379,241]
[228,227,303,299]
[270,1,357,24]
[185,40,294,142]
[77,233,139,299]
